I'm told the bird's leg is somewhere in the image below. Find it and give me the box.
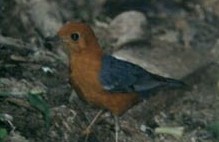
[114,115,120,142]
[82,109,104,135]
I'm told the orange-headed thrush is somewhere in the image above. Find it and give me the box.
[52,22,185,142]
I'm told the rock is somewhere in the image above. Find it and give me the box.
[113,39,214,79]
[156,30,179,43]
[211,38,219,63]
[18,0,63,37]
[5,132,29,142]
[199,0,219,17]
[109,11,147,48]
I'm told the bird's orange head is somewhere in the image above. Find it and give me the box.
[58,22,101,55]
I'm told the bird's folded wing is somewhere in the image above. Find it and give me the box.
[99,55,173,94]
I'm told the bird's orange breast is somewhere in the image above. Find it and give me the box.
[70,51,139,116]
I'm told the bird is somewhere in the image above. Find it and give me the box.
[54,22,186,142]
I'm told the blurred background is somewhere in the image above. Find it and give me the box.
[0,0,219,142]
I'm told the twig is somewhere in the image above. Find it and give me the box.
[0,35,33,50]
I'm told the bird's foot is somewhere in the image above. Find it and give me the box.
[81,127,92,136]
[81,110,104,136]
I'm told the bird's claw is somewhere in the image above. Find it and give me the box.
[81,127,92,136]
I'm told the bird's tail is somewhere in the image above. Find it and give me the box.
[164,78,189,90]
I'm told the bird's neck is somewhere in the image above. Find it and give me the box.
[70,45,103,70]
[69,45,103,87]
[72,45,102,59]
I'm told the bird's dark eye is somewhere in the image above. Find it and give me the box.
[71,33,80,41]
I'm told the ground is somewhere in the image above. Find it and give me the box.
[0,0,219,142]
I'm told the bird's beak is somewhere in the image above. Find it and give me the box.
[44,35,60,43]
[44,34,69,64]
[44,35,61,50]
[44,34,70,55]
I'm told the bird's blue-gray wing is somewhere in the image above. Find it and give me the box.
[99,55,184,96]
